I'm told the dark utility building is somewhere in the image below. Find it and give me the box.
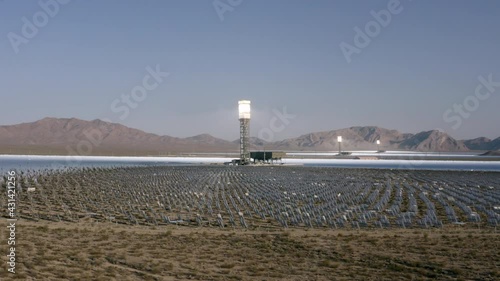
[250,151,286,163]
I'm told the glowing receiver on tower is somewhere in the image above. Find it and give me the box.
[238,100,251,119]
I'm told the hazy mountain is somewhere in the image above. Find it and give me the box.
[397,130,468,152]
[491,138,500,150]
[463,137,500,151]
[232,137,269,148]
[184,134,233,146]
[270,127,468,152]
[0,118,497,155]
[463,137,492,150]
[0,118,234,155]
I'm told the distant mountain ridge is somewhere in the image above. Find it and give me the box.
[270,126,471,152]
[0,118,233,155]
[463,137,500,151]
[0,118,498,155]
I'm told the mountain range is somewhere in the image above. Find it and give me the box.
[0,117,498,155]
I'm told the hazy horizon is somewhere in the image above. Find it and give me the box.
[1,116,499,143]
[1,0,499,141]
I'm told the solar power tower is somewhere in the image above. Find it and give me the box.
[238,100,251,165]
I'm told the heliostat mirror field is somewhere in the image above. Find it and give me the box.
[4,166,499,230]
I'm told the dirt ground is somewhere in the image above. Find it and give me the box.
[0,220,498,281]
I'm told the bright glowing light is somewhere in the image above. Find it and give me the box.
[376,140,381,145]
[337,136,342,142]
[238,100,251,119]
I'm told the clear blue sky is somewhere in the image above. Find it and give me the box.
[1,0,499,141]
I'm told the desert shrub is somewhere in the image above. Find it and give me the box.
[220,263,236,269]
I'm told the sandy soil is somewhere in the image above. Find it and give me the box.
[0,220,499,280]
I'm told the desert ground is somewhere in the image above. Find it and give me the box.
[1,166,499,280]
[0,221,498,280]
